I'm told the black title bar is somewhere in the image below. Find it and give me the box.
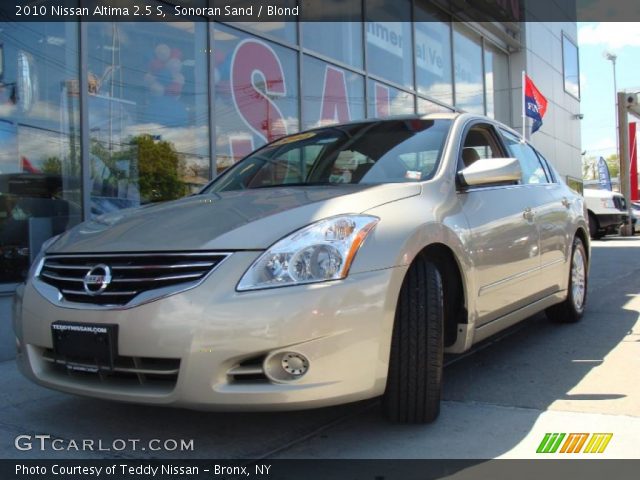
[1,0,639,22]
[4,459,640,480]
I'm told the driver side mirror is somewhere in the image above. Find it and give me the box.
[457,158,521,188]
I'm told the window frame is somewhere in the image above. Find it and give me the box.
[499,128,552,185]
[452,24,485,115]
[203,119,452,192]
[457,122,505,172]
[532,148,557,184]
[561,32,581,100]
[455,121,513,190]
[413,3,453,105]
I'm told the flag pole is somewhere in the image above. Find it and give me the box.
[522,70,526,140]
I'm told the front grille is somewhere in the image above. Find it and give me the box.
[38,252,228,306]
[40,348,180,393]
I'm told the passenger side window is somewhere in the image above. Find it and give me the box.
[500,130,549,184]
[459,125,503,171]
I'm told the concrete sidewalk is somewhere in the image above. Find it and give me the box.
[1,237,639,460]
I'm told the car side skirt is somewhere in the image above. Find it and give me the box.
[445,290,566,353]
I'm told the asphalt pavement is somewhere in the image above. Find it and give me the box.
[1,236,639,460]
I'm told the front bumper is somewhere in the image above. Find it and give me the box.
[595,212,627,231]
[15,252,407,411]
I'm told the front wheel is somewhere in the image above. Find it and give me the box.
[546,236,588,323]
[382,255,444,423]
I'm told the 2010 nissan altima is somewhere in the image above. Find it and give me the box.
[13,113,589,423]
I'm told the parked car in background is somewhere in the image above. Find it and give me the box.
[0,173,81,283]
[14,113,590,424]
[584,188,628,239]
[631,202,640,233]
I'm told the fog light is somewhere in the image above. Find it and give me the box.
[281,352,309,376]
[264,351,309,382]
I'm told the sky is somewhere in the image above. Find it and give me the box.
[578,22,640,159]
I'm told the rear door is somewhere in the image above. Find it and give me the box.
[501,131,569,291]
[457,123,541,325]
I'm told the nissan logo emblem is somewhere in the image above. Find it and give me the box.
[83,264,112,296]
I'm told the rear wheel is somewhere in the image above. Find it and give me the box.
[546,236,588,323]
[383,255,444,423]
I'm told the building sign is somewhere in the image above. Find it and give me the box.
[415,30,445,78]
[320,66,351,125]
[222,36,383,163]
[366,22,404,58]
[226,38,361,161]
[230,39,288,160]
[374,83,390,117]
[454,53,476,86]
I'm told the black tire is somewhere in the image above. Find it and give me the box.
[588,213,602,239]
[383,255,444,423]
[546,236,588,323]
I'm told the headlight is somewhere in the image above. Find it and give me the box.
[600,198,615,209]
[237,215,379,291]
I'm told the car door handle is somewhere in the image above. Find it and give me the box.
[523,207,535,221]
[561,197,572,209]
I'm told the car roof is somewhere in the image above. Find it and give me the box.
[335,112,460,124]
[298,112,524,140]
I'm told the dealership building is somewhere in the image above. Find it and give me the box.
[0,1,581,358]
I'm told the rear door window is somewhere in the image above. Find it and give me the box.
[500,130,549,185]
[533,149,556,183]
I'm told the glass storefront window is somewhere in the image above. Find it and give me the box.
[366,0,413,89]
[302,22,363,68]
[87,17,209,216]
[225,0,298,44]
[415,3,453,105]
[0,13,517,286]
[0,22,81,282]
[484,44,510,123]
[228,22,297,45]
[417,97,453,115]
[562,34,580,99]
[302,56,365,130]
[213,23,299,174]
[453,25,484,115]
[367,80,415,118]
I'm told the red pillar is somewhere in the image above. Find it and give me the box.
[630,122,638,201]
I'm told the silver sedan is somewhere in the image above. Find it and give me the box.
[14,113,589,423]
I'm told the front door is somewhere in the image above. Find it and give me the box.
[457,123,541,325]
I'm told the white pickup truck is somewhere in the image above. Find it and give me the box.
[584,188,629,239]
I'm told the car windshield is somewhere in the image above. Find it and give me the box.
[203,119,451,193]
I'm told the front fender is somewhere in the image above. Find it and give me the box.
[351,189,477,352]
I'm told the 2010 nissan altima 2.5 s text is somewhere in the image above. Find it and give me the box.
[14,113,590,423]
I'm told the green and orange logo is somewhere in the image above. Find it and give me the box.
[536,433,613,454]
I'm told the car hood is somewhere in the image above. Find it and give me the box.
[49,183,421,252]
[584,189,621,200]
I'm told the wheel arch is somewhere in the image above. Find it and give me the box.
[410,242,468,349]
[575,227,590,262]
